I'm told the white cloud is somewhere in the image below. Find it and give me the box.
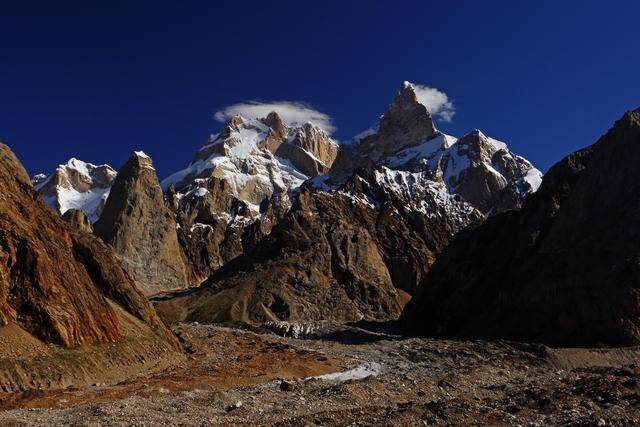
[406,82,456,122]
[214,101,335,133]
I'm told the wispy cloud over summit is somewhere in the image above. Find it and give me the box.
[407,82,456,122]
[214,101,336,133]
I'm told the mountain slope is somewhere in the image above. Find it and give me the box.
[162,113,338,209]
[0,143,174,346]
[0,142,181,392]
[401,109,640,347]
[329,81,542,216]
[159,113,339,283]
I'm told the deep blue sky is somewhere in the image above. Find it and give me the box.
[1,1,638,178]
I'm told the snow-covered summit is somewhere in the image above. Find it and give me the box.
[33,158,117,222]
[161,112,338,214]
[372,129,542,215]
[325,81,542,217]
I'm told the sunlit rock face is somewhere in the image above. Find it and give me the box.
[94,151,190,295]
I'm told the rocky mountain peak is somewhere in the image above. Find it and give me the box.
[330,82,440,178]
[258,112,289,154]
[1,143,32,185]
[112,151,156,183]
[163,111,339,205]
[228,114,245,130]
[395,81,426,110]
[453,130,497,165]
[149,82,545,332]
[261,111,288,138]
[275,122,338,177]
[369,81,438,153]
[623,108,640,125]
[94,151,190,295]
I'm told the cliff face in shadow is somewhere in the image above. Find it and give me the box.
[402,109,640,347]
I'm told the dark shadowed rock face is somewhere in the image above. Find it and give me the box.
[172,177,254,284]
[94,152,189,295]
[401,109,640,347]
[0,143,175,347]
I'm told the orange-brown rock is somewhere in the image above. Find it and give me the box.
[0,143,174,348]
[275,123,338,177]
[156,169,481,325]
[157,187,403,324]
[259,111,289,153]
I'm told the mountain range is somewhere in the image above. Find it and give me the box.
[32,82,541,322]
[21,81,640,350]
[3,80,640,408]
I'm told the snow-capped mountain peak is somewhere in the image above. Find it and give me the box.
[327,82,542,216]
[162,112,338,214]
[32,158,117,222]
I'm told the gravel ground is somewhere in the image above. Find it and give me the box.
[1,322,639,426]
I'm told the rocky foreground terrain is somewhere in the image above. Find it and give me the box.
[1,322,640,426]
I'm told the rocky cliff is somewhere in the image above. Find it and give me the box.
[401,109,640,347]
[0,143,175,348]
[162,112,338,204]
[329,81,541,216]
[94,152,190,295]
[159,112,338,283]
[61,208,94,233]
[155,186,405,324]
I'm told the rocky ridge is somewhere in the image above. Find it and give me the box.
[328,81,542,216]
[162,113,338,210]
[157,113,339,283]
[0,142,175,344]
[0,142,182,393]
[401,108,640,347]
